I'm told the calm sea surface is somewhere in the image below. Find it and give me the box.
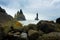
[18,20,40,25]
[18,20,55,25]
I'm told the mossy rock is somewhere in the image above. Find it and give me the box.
[38,32,60,40]
[28,29,40,40]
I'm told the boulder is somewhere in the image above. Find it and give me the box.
[56,17,60,24]
[38,32,60,40]
[37,20,55,33]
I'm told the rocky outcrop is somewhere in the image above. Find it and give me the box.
[37,20,55,33]
[0,7,13,24]
[35,13,39,20]
[0,7,13,40]
[14,9,26,21]
[56,17,60,24]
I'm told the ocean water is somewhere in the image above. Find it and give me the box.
[18,20,56,26]
[18,20,40,25]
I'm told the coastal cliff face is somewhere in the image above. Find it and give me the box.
[0,7,13,24]
[14,9,26,21]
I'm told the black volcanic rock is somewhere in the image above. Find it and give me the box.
[37,20,55,33]
[35,13,39,20]
[14,9,26,21]
[56,17,60,24]
[0,7,6,13]
[0,7,13,24]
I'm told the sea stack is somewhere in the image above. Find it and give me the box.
[35,13,39,20]
[14,9,26,21]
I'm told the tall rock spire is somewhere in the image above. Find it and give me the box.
[20,9,23,14]
[35,13,39,20]
[14,9,26,21]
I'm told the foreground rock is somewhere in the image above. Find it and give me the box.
[28,29,39,40]
[38,32,60,40]
[56,17,60,24]
[0,25,5,40]
[37,20,55,33]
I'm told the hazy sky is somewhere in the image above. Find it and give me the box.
[0,0,60,20]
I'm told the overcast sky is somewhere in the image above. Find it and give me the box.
[0,0,60,20]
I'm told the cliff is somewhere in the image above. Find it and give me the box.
[0,7,13,24]
[14,9,26,21]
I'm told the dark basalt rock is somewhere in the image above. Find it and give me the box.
[56,17,60,24]
[14,9,26,21]
[35,13,39,20]
[0,7,13,24]
[37,20,55,33]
